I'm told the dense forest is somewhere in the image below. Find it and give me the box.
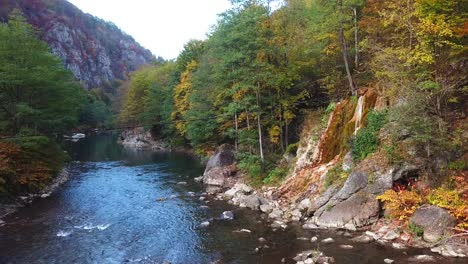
[120,0,466,183]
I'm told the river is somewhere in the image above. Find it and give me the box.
[0,134,463,263]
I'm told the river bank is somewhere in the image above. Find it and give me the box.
[0,167,70,223]
[197,144,468,263]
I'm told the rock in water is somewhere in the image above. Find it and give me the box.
[220,211,234,220]
[409,205,456,243]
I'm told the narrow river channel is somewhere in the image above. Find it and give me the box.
[0,134,463,264]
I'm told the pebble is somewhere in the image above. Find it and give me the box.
[177,181,187,185]
[339,244,354,249]
[321,237,334,244]
[351,235,373,243]
[392,242,406,250]
[258,237,267,243]
[310,236,318,242]
[408,255,435,262]
[220,211,234,220]
[200,221,210,228]
[382,230,400,241]
[384,258,394,264]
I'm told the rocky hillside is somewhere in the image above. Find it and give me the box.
[0,0,155,89]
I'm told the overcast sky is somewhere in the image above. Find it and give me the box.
[67,0,232,59]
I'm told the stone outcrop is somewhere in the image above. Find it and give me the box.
[118,128,167,150]
[410,205,456,243]
[202,144,237,187]
[0,0,154,89]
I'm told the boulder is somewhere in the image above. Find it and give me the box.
[204,144,235,173]
[239,195,261,210]
[409,205,456,243]
[203,145,236,187]
[314,190,379,228]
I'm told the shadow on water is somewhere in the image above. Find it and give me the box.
[0,134,465,264]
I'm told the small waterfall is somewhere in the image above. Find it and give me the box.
[354,95,365,135]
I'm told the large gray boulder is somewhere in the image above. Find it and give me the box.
[410,205,456,243]
[203,145,236,187]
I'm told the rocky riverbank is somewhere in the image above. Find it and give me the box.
[197,143,468,262]
[0,167,70,223]
[118,127,168,150]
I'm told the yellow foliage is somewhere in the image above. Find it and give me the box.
[268,125,281,144]
[377,189,424,222]
[173,60,198,136]
[427,187,468,229]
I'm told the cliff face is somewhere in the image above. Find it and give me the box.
[0,0,154,89]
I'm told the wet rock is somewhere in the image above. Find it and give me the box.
[382,230,400,241]
[431,244,468,258]
[177,181,187,185]
[199,196,206,201]
[239,195,261,210]
[311,236,318,242]
[392,243,406,250]
[258,237,267,243]
[384,258,394,264]
[194,176,203,182]
[268,209,283,219]
[344,222,357,231]
[339,245,353,249]
[298,198,312,211]
[409,205,456,243]
[200,221,210,228]
[351,235,373,243]
[408,255,436,262]
[220,211,234,220]
[260,204,273,213]
[365,231,381,240]
[271,220,287,229]
[321,238,334,244]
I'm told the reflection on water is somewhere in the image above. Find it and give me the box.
[0,134,464,264]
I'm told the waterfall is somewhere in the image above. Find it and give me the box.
[354,95,365,135]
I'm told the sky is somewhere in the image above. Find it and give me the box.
[67,0,232,60]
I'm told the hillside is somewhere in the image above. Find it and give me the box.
[0,0,155,90]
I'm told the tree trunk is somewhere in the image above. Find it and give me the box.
[338,0,357,96]
[234,113,239,152]
[256,86,264,163]
[353,7,358,68]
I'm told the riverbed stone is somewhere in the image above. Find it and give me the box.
[408,254,436,262]
[382,230,400,241]
[384,259,394,264]
[220,211,234,220]
[200,221,210,228]
[268,208,283,219]
[260,204,273,213]
[409,204,456,243]
[351,235,373,243]
[431,244,468,258]
[239,195,261,210]
[321,238,334,244]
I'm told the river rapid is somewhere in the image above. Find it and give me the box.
[0,134,464,264]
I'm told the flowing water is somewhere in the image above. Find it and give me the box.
[0,134,464,264]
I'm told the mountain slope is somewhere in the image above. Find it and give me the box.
[0,0,155,89]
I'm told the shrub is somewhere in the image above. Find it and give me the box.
[352,110,388,161]
[408,222,424,236]
[377,189,423,222]
[237,153,263,181]
[263,166,288,186]
[323,162,349,188]
[383,144,403,165]
[285,143,299,155]
[427,187,468,229]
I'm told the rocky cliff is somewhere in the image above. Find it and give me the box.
[0,0,155,89]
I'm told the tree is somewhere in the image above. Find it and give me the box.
[0,9,83,136]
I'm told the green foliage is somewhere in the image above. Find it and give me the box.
[263,166,288,186]
[383,144,403,165]
[0,10,84,136]
[352,110,388,161]
[323,162,349,188]
[238,153,264,181]
[285,143,299,155]
[408,222,424,237]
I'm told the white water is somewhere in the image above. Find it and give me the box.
[354,96,365,135]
